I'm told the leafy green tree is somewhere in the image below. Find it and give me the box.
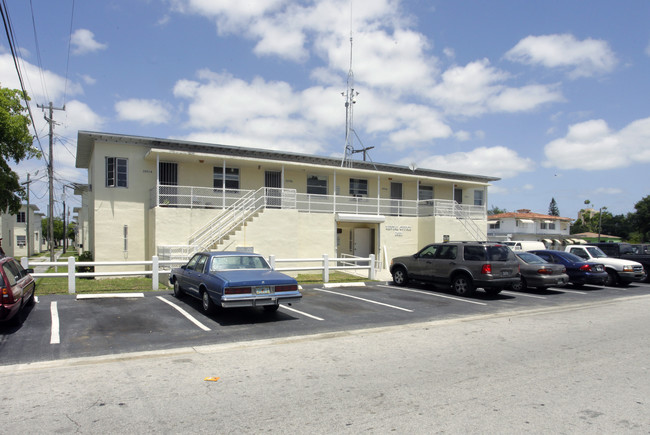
[41,216,64,247]
[487,206,507,215]
[548,198,559,216]
[632,195,650,241]
[0,86,39,214]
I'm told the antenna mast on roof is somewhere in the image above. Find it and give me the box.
[341,1,374,168]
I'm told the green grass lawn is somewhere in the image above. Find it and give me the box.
[34,255,371,295]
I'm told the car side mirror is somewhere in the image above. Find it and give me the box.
[26,268,34,274]
[181,265,187,270]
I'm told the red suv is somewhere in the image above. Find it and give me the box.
[0,256,36,325]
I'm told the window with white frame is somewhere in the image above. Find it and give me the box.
[307,175,327,195]
[213,167,240,190]
[489,221,500,229]
[349,178,368,197]
[541,222,556,230]
[16,212,26,223]
[474,190,484,206]
[106,157,128,188]
[16,235,26,247]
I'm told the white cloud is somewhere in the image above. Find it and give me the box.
[115,99,172,125]
[71,29,108,55]
[505,34,617,78]
[0,54,83,103]
[594,187,623,195]
[428,59,563,116]
[173,71,329,154]
[398,146,535,179]
[543,117,650,170]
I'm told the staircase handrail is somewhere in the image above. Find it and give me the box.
[189,188,265,249]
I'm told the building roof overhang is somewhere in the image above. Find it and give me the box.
[336,213,386,223]
[77,131,500,186]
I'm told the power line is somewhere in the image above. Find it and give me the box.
[0,0,46,158]
[63,0,76,106]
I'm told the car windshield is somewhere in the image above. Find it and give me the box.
[210,255,270,272]
[586,246,608,258]
[516,252,546,264]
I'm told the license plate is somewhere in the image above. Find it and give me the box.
[501,270,511,276]
[254,286,271,295]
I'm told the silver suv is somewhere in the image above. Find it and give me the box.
[390,242,520,296]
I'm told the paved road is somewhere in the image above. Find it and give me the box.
[3,292,649,433]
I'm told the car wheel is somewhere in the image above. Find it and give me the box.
[263,304,279,313]
[605,270,619,287]
[26,286,36,307]
[511,277,526,291]
[392,267,408,286]
[451,274,475,297]
[201,290,216,314]
[173,280,183,299]
[9,303,25,327]
[484,287,502,296]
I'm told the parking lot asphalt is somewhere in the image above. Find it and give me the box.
[2,280,649,367]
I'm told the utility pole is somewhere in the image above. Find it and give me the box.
[20,173,34,256]
[37,102,65,262]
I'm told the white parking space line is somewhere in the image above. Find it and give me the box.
[280,304,325,321]
[156,296,211,331]
[378,285,488,306]
[558,288,588,295]
[77,293,145,299]
[315,288,413,312]
[50,301,60,344]
[501,291,547,299]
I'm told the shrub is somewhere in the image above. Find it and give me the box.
[77,251,95,279]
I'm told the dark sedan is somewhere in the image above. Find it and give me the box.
[169,251,302,314]
[530,250,607,287]
[512,252,569,291]
[1,256,36,326]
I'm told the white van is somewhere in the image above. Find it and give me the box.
[503,241,546,251]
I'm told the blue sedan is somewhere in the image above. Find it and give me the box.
[169,251,302,314]
[529,250,607,288]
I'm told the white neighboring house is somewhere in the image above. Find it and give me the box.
[487,209,574,249]
[75,131,501,270]
[0,204,42,257]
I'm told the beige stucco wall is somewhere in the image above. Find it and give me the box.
[215,209,336,260]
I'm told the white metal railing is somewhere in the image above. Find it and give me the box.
[150,185,253,209]
[22,254,377,294]
[188,188,269,250]
[151,184,486,220]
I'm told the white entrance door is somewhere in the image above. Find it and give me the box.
[353,228,372,259]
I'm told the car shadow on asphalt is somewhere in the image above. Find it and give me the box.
[405,281,516,301]
[0,303,37,335]
[171,292,300,326]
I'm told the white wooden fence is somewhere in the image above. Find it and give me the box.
[22,254,376,294]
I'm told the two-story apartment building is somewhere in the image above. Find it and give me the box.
[75,131,499,270]
[0,204,43,257]
[487,209,574,248]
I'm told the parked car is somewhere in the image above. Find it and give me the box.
[0,256,36,326]
[169,251,302,314]
[591,242,650,283]
[564,245,645,286]
[511,251,569,291]
[503,241,546,251]
[529,250,607,288]
[390,242,520,297]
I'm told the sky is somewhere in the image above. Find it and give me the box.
[2,0,649,222]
